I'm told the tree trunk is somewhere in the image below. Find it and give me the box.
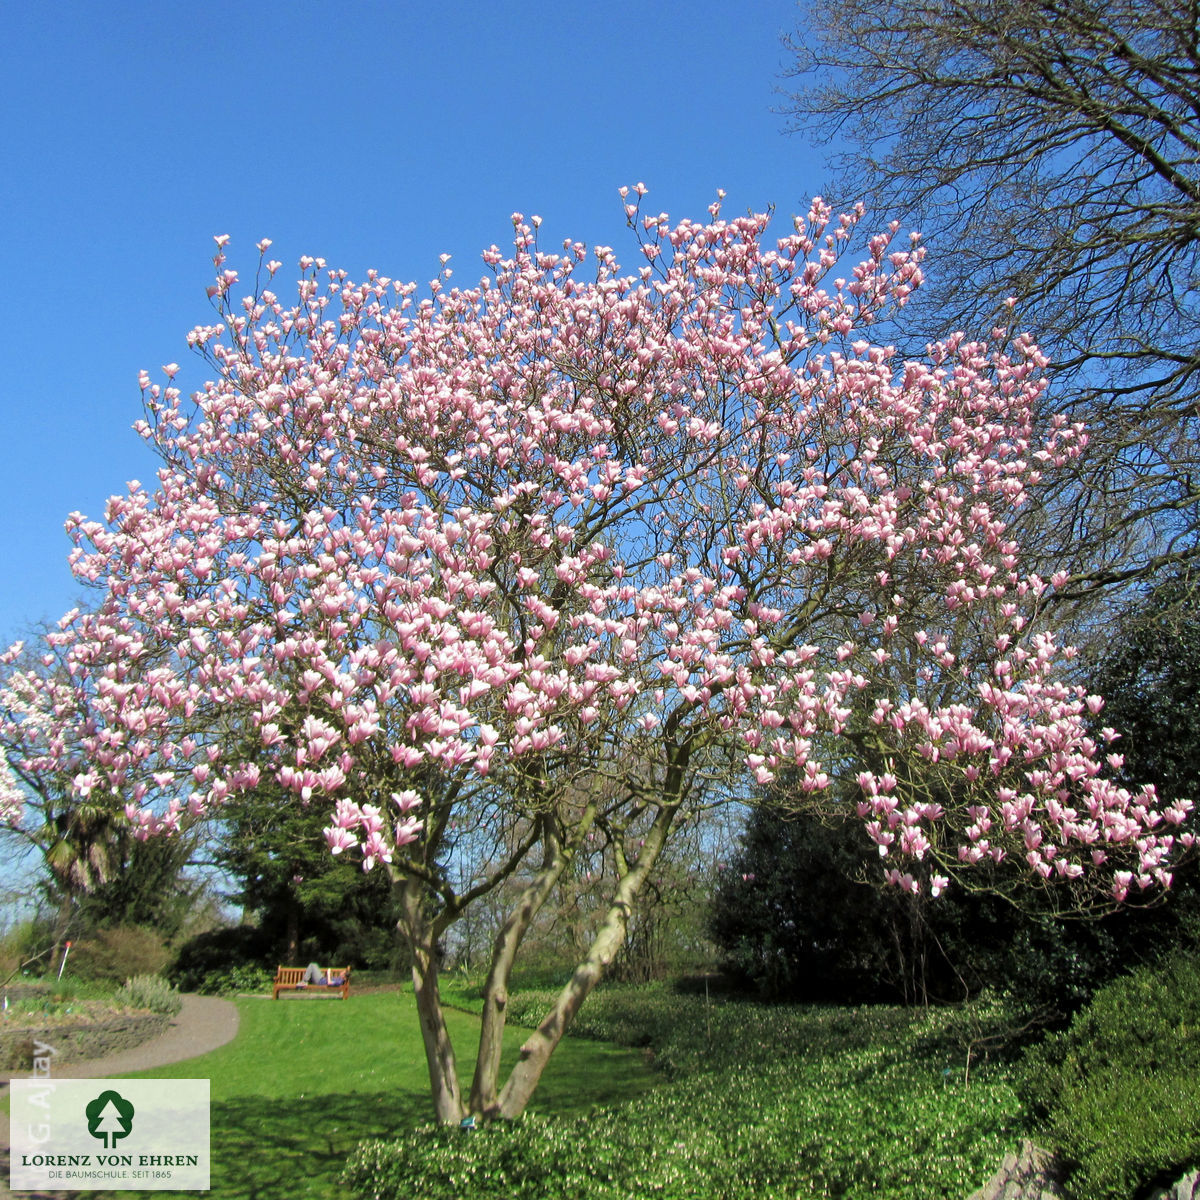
[399,877,465,1124]
[496,800,680,1119]
[286,895,299,965]
[470,820,576,1117]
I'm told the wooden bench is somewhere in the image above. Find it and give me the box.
[272,965,351,1000]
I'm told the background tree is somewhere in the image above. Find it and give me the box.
[51,198,1189,1125]
[214,785,405,969]
[1089,570,1200,808]
[0,633,205,969]
[710,805,933,1004]
[781,0,1200,596]
[77,817,206,938]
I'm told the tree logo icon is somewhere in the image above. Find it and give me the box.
[85,1089,135,1149]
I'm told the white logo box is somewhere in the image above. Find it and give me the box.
[10,1079,210,1192]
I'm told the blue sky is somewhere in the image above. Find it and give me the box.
[0,1,830,644]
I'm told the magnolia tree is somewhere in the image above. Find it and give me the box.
[0,641,108,963]
[46,191,1191,1122]
[0,633,203,962]
[0,714,29,829]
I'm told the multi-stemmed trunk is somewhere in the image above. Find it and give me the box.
[495,797,679,1118]
[399,786,684,1124]
[469,823,575,1118]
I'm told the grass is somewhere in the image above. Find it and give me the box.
[6,988,658,1200]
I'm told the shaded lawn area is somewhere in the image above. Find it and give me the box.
[15,990,658,1200]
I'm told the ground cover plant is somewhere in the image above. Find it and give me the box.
[348,982,1025,1199]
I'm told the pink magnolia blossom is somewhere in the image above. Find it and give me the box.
[37,188,1188,933]
[0,757,24,826]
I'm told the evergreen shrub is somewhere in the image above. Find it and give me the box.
[168,925,271,992]
[1018,952,1200,1200]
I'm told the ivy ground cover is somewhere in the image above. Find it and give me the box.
[349,982,1024,1199]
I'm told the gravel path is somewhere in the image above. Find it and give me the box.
[1,994,239,1198]
[50,993,239,1078]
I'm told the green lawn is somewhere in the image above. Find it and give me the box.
[34,990,659,1200]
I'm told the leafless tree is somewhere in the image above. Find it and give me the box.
[782,0,1200,600]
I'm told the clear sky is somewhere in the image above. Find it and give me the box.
[0,1,830,645]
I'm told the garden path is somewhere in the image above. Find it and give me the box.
[0,993,239,1199]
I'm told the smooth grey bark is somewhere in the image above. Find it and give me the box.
[399,875,466,1124]
[469,813,584,1117]
[495,797,681,1119]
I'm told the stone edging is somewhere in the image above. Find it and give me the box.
[967,1140,1065,1200]
[968,1141,1200,1200]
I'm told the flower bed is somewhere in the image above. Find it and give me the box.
[0,992,170,1071]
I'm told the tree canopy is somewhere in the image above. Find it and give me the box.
[1089,570,1200,807]
[16,194,1191,1121]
